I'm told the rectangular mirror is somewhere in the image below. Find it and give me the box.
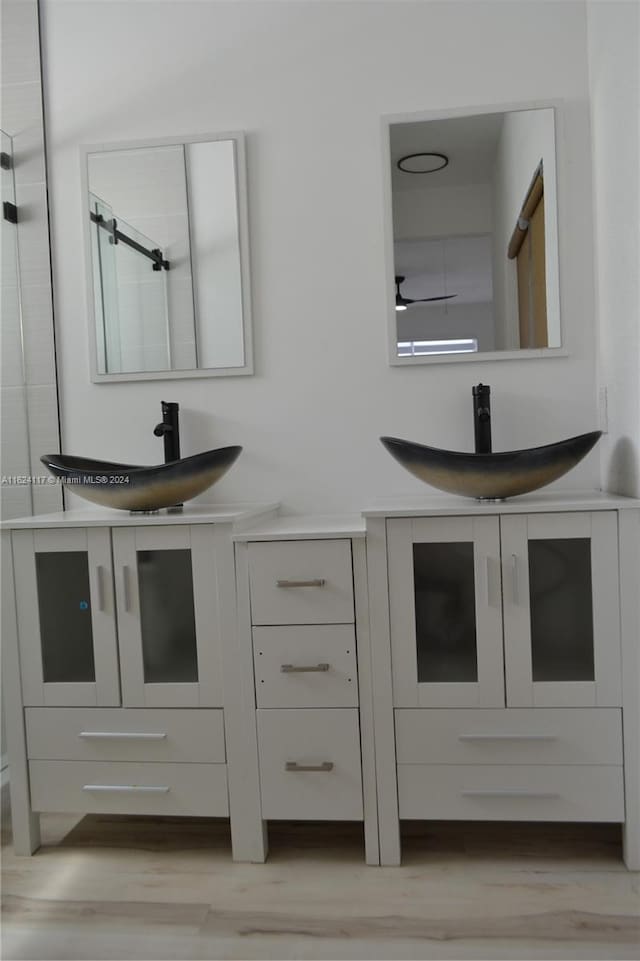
[81,132,253,381]
[385,105,562,364]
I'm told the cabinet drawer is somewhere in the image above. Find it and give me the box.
[25,708,226,763]
[248,540,354,625]
[257,709,363,820]
[253,626,358,708]
[397,764,624,822]
[29,760,229,817]
[395,708,623,766]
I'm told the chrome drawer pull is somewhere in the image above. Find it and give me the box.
[458,734,557,742]
[121,565,133,611]
[276,578,326,588]
[78,731,167,740]
[82,784,170,793]
[95,565,106,612]
[462,789,559,799]
[511,553,520,605]
[280,663,330,674]
[285,761,334,773]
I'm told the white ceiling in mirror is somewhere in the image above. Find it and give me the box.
[385,105,563,365]
[81,132,253,383]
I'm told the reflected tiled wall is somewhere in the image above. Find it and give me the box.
[0,0,61,518]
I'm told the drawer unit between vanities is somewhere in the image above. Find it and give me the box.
[257,708,363,820]
[397,764,624,822]
[29,760,229,817]
[25,708,226,763]
[394,708,623,766]
[253,625,358,708]
[248,540,354,625]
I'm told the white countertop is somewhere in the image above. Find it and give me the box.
[3,490,638,534]
[362,490,640,517]
[1,502,280,530]
[233,513,366,542]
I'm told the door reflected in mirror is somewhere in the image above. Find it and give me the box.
[387,106,561,363]
[82,132,253,381]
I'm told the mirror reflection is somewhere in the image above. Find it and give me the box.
[388,107,561,361]
[84,134,252,381]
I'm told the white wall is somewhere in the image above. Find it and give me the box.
[187,140,245,369]
[587,1,640,498]
[392,183,493,240]
[42,0,600,513]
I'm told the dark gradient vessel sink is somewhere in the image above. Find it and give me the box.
[40,447,242,511]
[380,432,602,500]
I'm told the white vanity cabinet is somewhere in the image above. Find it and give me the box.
[233,517,379,864]
[12,527,120,707]
[387,511,621,708]
[2,503,278,858]
[12,525,223,709]
[365,494,640,869]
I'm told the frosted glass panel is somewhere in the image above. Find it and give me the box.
[137,549,198,683]
[36,552,95,683]
[413,542,478,683]
[528,538,594,682]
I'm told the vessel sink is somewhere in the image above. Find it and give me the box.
[380,431,602,500]
[40,446,242,511]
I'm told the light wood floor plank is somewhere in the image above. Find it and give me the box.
[2,787,638,960]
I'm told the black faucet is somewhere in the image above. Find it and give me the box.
[472,383,492,454]
[153,401,181,464]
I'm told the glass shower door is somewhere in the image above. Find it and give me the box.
[1,130,32,520]
[90,193,170,374]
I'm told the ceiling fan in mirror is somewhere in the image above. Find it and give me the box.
[394,275,457,312]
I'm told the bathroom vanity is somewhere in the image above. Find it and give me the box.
[2,492,638,869]
[233,515,379,865]
[364,492,639,869]
[1,503,279,860]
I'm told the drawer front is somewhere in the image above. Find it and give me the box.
[29,760,229,817]
[397,764,624,822]
[257,708,363,820]
[25,708,226,763]
[395,708,623,766]
[254,625,358,708]
[248,540,354,625]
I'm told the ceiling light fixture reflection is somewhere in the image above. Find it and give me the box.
[397,152,448,174]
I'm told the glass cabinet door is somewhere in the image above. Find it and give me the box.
[12,528,120,706]
[501,512,622,707]
[112,526,222,707]
[387,516,505,707]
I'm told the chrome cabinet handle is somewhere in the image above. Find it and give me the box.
[95,565,106,611]
[276,578,326,588]
[121,565,132,611]
[458,734,557,742]
[462,789,559,799]
[285,761,334,772]
[511,553,520,604]
[82,784,170,793]
[78,731,167,740]
[280,663,330,674]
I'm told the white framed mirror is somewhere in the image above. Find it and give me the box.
[383,103,565,365]
[81,131,253,382]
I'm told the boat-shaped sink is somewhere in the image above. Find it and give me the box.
[380,432,602,500]
[40,447,242,511]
